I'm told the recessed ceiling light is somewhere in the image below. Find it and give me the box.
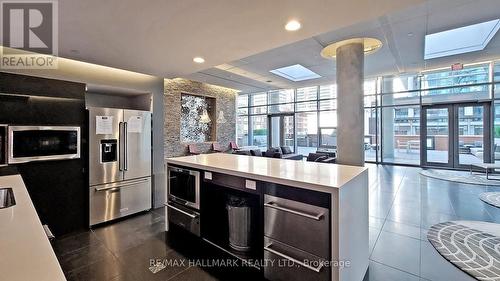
[193,57,205,63]
[285,20,301,31]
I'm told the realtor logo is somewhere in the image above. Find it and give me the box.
[0,1,58,69]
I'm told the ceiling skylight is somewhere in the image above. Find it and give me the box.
[425,19,500,60]
[269,64,321,82]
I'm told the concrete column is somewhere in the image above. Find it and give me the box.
[336,42,364,166]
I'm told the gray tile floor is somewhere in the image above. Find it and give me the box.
[53,164,500,281]
[365,164,500,281]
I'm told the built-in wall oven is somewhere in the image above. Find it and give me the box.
[167,166,201,236]
[8,126,81,164]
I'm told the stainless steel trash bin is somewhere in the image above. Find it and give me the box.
[227,195,252,252]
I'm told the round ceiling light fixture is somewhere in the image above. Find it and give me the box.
[320,37,383,60]
[285,20,301,31]
[193,57,205,63]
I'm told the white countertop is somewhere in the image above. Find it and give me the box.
[166,153,367,193]
[0,174,66,281]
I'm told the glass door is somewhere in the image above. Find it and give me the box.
[422,105,452,167]
[268,114,295,151]
[456,104,490,168]
[422,103,490,168]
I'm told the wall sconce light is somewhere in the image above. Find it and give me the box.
[200,108,211,123]
[217,110,226,124]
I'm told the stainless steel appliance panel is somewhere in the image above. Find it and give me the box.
[264,194,330,259]
[88,107,123,186]
[8,126,81,164]
[264,237,329,281]
[166,201,200,236]
[167,166,200,210]
[89,177,151,225]
[123,110,151,180]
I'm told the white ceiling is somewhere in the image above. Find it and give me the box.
[58,0,424,78]
[185,0,500,93]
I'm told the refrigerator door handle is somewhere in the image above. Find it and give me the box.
[124,122,128,171]
[119,122,124,171]
[94,178,150,191]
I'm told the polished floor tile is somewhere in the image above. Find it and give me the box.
[387,205,421,226]
[369,216,386,229]
[65,255,136,281]
[363,261,419,281]
[371,231,421,275]
[369,227,381,255]
[58,243,115,273]
[420,241,476,281]
[169,266,218,281]
[52,165,500,281]
[382,220,422,240]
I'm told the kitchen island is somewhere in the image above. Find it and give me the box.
[0,174,66,281]
[165,153,368,281]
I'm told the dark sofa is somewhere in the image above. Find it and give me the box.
[265,146,303,160]
[306,152,336,163]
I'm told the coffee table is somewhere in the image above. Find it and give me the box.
[470,163,500,180]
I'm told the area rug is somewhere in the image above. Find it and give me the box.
[427,221,500,281]
[420,169,500,186]
[480,192,500,208]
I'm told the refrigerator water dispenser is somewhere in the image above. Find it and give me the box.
[100,139,117,162]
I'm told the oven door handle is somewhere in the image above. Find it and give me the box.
[165,203,197,218]
[264,243,324,273]
[264,201,324,221]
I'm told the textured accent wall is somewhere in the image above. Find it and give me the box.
[164,78,237,158]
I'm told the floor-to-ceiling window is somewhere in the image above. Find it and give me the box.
[318,84,337,151]
[236,94,249,146]
[421,63,491,167]
[236,60,500,167]
[493,61,500,163]
[379,74,421,165]
[236,85,339,154]
[364,80,378,162]
[296,86,318,155]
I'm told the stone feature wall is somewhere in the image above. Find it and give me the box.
[164,78,237,158]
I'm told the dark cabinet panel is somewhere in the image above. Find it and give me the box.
[17,160,86,235]
[0,72,85,99]
[0,72,87,236]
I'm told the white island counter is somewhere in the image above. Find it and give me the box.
[167,153,366,193]
[0,174,66,281]
[166,153,368,281]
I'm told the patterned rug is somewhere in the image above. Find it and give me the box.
[480,192,500,208]
[421,169,500,186]
[427,221,500,281]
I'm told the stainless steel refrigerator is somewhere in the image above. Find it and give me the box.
[88,107,152,226]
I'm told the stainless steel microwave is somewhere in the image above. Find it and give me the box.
[8,126,81,164]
